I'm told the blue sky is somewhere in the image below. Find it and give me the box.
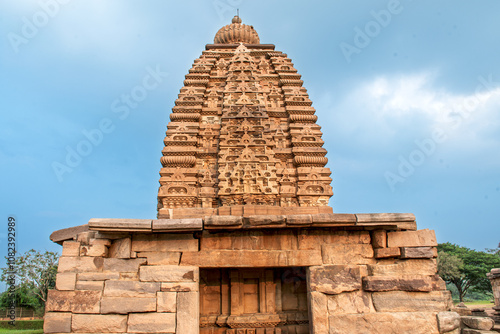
[1,0,499,260]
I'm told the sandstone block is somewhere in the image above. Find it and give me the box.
[44,312,71,333]
[299,230,371,250]
[462,330,498,334]
[372,291,452,312]
[161,282,198,292]
[329,312,438,334]
[132,233,198,252]
[56,272,76,290]
[90,238,112,246]
[374,247,401,258]
[137,251,181,265]
[286,214,312,225]
[101,296,156,314]
[310,213,356,226]
[108,237,131,258]
[46,290,101,313]
[177,291,199,333]
[362,275,440,292]
[372,230,387,248]
[157,291,177,312]
[62,241,80,257]
[321,244,375,265]
[243,215,286,228]
[462,316,495,330]
[327,290,375,314]
[75,280,104,291]
[153,218,203,231]
[204,215,243,229]
[401,246,438,259]
[128,312,176,333]
[103,280,160,297]
[58,256,104,273]
[180,250,322,267]
[387,229,437,247]
[308,265,362,294]
[437,312,461,333]
[308,291,328,334]
[77,272,120,281]
[140,265,198,282]
[76,231,97,245]
[72,314,127,333]
[80,244,108,257]
[88,218,152,232]
[102,258,146,272]
[368,259,437,276]
[120,272,139,280]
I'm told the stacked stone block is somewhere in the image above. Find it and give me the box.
[488,268,500,324]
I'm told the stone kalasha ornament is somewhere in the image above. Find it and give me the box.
[157,16,332,218]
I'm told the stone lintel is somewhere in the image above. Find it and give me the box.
[152,218,203,232]
[89,218,152,232]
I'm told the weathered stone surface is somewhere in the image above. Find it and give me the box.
[62,241,80,256]
[363,275,442,292]
[243,214,286,227]
[108,237,131,258]
[437,312,461,333]
[329,312,439,334]
[299,230,371,250]
[372,291,452,312]
[204,215,243,229]
[401,246,438,259]
[356,213,416,222]
[153,218,203,231]
[374,247,401,258]
[137,251,181,265]
[58,256,104,273]
[322,244,375,265]
[311,213,356,226]
[161,282,198,292]
[309,265,362,294]
[103,280,160,297]
[157,291,177,312]
[309,291,328,334]
[462,316,495,330]
[286,214,312,225]
[76,231,97,245]
[327,290,375,314]
[462,330,498,334]
[101,297,156,314]
[44,312,71,333]
[88,218,152,232]
[50,224,89,244]
[102,258,146,272]
[46,290,101,313]
[55,272,76,290]
[72,314,127,333]
[80,244,108,257]
[177,291,199,333]
[368,259,437,276]
[387,229,437,248]
[372,230,387,248]
[140,265,198,282]
[132,233,198,252]
[90,238,112,246]
[180,250,322,267]
[120,272,139,280]
[77,272,120,281]
[75,280,104,291]
[128,313,176,333]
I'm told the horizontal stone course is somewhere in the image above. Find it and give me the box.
[101,296,157,314]
[128,312,176,333]
[72,314,127,333]
[103,280,160,297]
[140,265,198,282]
[46,290,101,313]
[363,275,443,292]
[372,291,452,312]
[401,246,438,259]
[387,229,437,248]
[89,218,152,232]
[132,234,198,252]
[322,244,375,265]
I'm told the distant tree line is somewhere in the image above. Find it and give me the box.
[438,242,500,302]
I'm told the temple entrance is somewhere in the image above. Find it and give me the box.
[200,268,310,334]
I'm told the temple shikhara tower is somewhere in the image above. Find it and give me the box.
[45,17,460,334]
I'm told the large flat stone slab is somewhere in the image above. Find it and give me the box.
[128,313,176,333]
[309,265,363,295]
[132,234,198,252]
[89,218,152,232]
[372,291,452,312]
[103,280,160,297]
[387,229,437,247]
[101,297,156,314]
[153,218,203,231]
[139,265,198,282]
[72,314,127,333]
[46,290,101,313]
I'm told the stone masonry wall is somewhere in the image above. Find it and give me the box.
[45,219,454,334]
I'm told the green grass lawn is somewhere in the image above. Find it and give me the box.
[463,300,495,307]
[0,329,43,334]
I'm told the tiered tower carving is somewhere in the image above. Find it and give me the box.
[157,16,333,218]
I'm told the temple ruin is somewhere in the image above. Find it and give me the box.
[45,16,458,334]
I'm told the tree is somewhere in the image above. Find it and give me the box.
[438,242,500,302]
[0,249,58,309]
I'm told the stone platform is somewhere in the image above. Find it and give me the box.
[44,212,458,334]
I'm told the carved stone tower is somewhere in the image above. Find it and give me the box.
[157,16,333,220]
[45,16,456,334]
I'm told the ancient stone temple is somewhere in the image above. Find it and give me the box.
[45,16,458,334]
